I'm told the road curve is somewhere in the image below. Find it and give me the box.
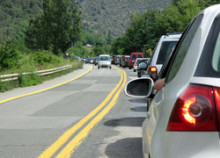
[0,64,129,158]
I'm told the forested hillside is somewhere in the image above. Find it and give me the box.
[0,0,173,43]
[78,0,172,37]
[0,0,42,43]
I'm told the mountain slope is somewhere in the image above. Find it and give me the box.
[78,0,172,37]
[0,0,42,43]
[0,0,172,43]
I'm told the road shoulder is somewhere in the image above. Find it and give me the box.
[0,64,92,102]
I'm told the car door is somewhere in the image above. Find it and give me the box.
[145,14,204,156]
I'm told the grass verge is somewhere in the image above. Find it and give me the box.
[0,60,83,92]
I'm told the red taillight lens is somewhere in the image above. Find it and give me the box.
[149,66,157,73]
[148,66,157,80]
[167,84,218,131]
[214,88,220,131]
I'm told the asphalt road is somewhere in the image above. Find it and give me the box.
[0,64,147,158]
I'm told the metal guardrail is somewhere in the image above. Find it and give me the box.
[0,65,72,82]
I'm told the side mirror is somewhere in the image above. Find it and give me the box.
[124,77,154,98]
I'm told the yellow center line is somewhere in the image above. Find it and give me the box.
[38,66,124,158]
[0,65,93,104]
[56,69,127,158]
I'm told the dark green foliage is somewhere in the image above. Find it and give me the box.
[93,46,104,56]
[18,73,42,87]
[25,0,82,55]
[0,41,23,69]
[0,0,42,43]
[31,50,63,66]
[0,80,19,92]
[81,30,97,45]
[111,0,219,55]
[25,16,50,50]
[66,42,93,57]
[106,30,113,44]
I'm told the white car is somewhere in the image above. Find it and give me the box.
[98,54,112,69]
[133,58,142,72]
[125,4,220,158]
[147,33,181,80]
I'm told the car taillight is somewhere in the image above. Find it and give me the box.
[167,84,218,131]
[149,66,157,73]
[148,66,157,80]
[214,88,220,130]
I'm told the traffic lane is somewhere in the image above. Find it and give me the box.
[0,65,121,158]
[73,66,146,158]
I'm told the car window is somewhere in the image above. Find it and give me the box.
[213,33,220,71]
[100,56,110,61]
[166,14,204,83]
[138,54,142,58]
[141,59,149,63]
[156,41,177,65]
[132,55,136,60]
[195,15,220,77]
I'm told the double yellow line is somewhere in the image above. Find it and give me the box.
[38,66,127,158]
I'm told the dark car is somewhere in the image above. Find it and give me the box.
[121,55,130,68]
[85,58,91,64]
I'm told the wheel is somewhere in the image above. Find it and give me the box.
[98,66,100,69]
[110,66,112,69]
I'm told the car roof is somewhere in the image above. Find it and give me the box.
[99,54,110,56]
[160,33,182,41]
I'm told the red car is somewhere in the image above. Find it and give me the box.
[129,52,144,69]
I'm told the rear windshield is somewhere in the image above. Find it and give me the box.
[156,41,178,64]
[195,15,220,78]
[138,54,143,58]
[132,54,143,59]
[141,59,150,63]
[99,56,110,61]
[132,55,136,60]
[135,59,141,64]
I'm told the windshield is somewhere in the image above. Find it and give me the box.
[195,15,220,78]
[99,56,110,61]
[156,41,178,65]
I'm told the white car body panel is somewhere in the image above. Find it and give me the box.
[98,54,111,68]
[143,4,220,158]
[149,34,181,75]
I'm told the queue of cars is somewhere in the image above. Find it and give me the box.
[125,4,220,158]
[112,33,181,77]
[112,53,151,77]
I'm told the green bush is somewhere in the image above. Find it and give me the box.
[0,41,23,70]
[31,50,63,66]
[18,73,42,87]
[0,80,19,92]
[67,42,94,58]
